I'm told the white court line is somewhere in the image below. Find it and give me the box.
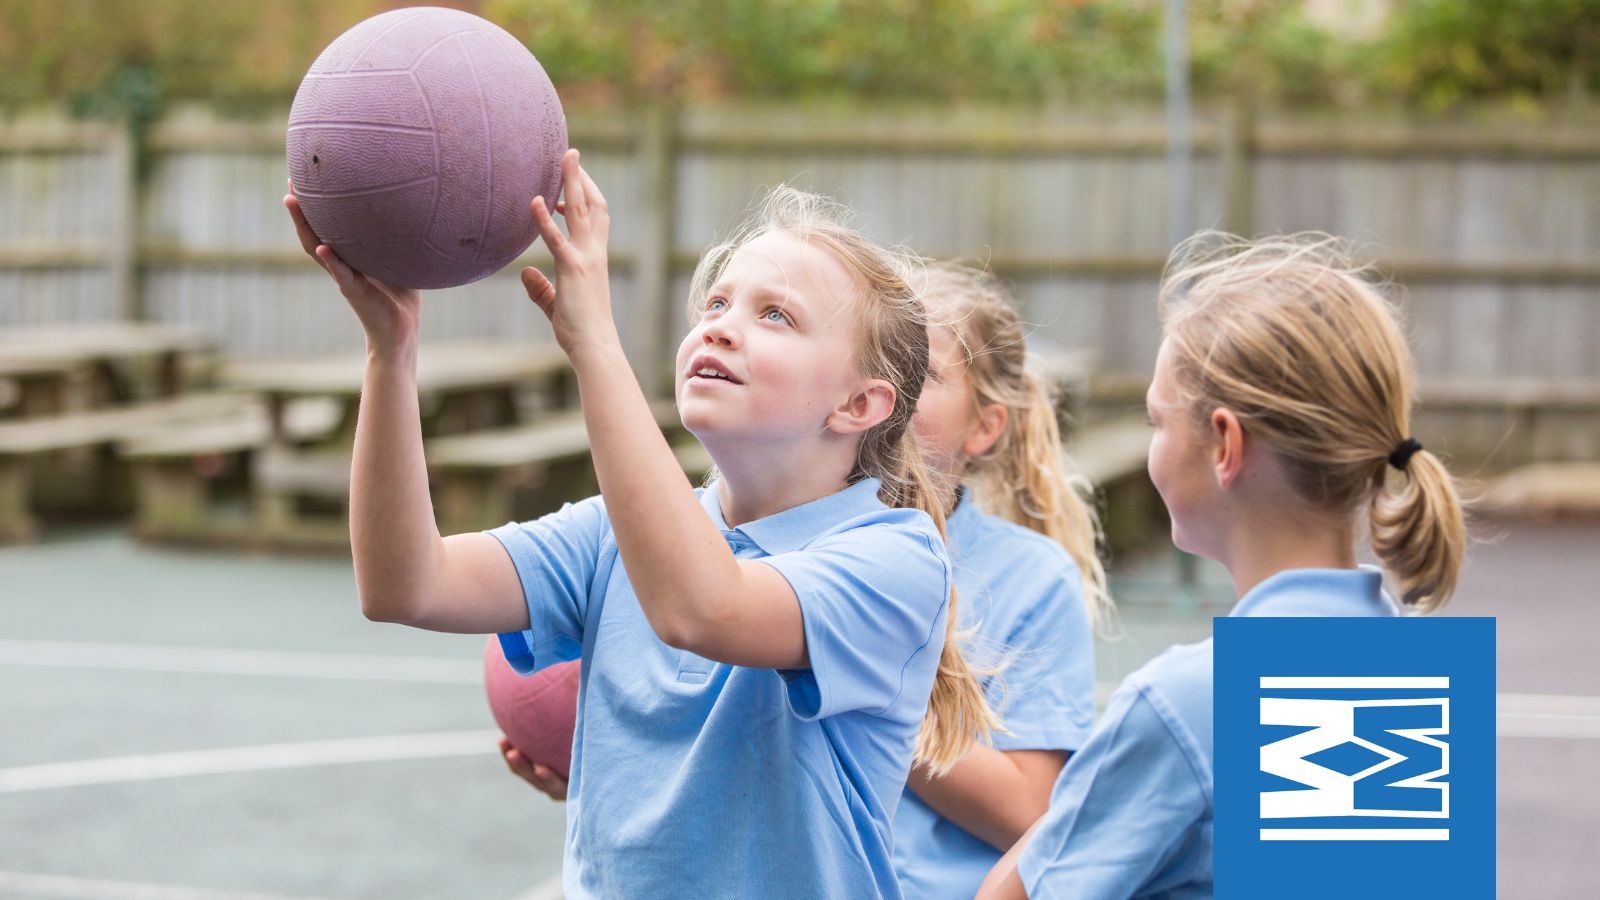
[0,639,480,684]
[0,870,337,900]
[0,731,499,794]
[505,875,565,900]
[1498,691,1600,738]
[5,639,1599,749]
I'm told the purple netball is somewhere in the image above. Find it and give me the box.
[286,7,567,290]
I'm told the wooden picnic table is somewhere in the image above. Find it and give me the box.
[0,322,215,415]
[218,340,573,447]
[215,340,574,545]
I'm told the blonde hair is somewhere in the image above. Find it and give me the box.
[1158,232,1465,612]
[919,262,1116,635]
[686,186,1000,772]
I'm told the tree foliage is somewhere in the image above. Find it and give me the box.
[0,0,1594,117]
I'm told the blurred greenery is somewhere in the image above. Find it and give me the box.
[0,0,1595,117]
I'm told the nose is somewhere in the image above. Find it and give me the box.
[701,318,739,349]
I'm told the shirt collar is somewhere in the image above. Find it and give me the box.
[1229,565,1398,618]
[698,477,889,554]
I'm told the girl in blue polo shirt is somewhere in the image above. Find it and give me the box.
[285,151,996,899]
[979,233,1468,900]
[891,262,1114,899]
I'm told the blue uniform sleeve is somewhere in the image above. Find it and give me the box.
[1016,682,1210,900]
[988,564,1096,753]
[760,520,951,721]
[485,495,609,675]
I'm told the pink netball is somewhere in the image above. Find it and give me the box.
[286,7,567,289]
[483,637,580,779]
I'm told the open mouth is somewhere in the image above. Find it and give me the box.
[687,356,742,385]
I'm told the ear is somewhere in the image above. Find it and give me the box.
[827,379,897,436]
[1210,407,1246,489]
[960,402,1008,458]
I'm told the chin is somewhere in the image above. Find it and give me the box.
[1167,519,1217,561]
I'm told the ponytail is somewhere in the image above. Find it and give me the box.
[1369,448,1465,613]
[976,368,1116,636]
[885,430,1004,773]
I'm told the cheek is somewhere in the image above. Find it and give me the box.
[673,330,699,369]
[912,387,959,452]
[911,397,946,454]
[1148,431,1196,510]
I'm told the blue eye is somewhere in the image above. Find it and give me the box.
[763,308,788,324]
[706,298,728,313]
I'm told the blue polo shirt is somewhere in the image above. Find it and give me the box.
[1017,567,1397,899]
[488,477,952,899]
[892,487,1096,899]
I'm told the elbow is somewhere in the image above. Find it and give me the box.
[358,590,423,625]
[650,614,702,654]
[646,598,720,656]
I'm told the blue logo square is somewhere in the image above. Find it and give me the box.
[1215,617,1495,898]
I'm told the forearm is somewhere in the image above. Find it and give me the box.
[348,342,445,621]
[908,746,1064,851]
[976,818,1041,900]
[568,339,743,648]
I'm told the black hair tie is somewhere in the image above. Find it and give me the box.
[1388,437,1423,471]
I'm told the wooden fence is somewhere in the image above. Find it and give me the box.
[3,104,1598,464]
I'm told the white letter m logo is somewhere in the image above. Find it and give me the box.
[1257,677,1450,841]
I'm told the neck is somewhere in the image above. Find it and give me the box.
[1221,511,1358,600]
[704,433,860,527]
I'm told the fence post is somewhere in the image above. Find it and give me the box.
[634,104,677,397]
[107,119,141,321]
[1220,94,1256,236]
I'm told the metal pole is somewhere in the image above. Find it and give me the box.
[1165,0,1193,249]
[1165,0,1202,611]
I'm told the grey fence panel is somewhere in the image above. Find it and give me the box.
[2,108,1597,387]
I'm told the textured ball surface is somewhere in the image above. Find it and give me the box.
[483,637,579,779]
[287,7,566,289]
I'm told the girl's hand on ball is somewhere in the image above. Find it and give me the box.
[498,736,569,801]
[284,180,421,353]
[522,149,616,358]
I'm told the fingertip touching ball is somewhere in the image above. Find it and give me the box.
[287,7,566,289]
[483,637,580,779]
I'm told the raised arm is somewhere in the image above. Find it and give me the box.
[520,150,807,669]
[283,189,526,634]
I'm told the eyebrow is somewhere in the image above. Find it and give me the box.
[708,281,806,313]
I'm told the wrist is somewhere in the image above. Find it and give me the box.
[562,323,624,368]
[365,339,419,374]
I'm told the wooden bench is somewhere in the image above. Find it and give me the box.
[1063,415,1158,557]
[427,400,693,535]
[0,392,259,542]
[0,322,216,412]
[117,398,342,544]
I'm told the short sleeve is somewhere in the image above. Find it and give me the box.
[988,565,1097,753]
[486,495,609,675]
[1016,683,1210,900]
[760,521,951,721]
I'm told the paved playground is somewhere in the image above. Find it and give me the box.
[1,516,1596,899]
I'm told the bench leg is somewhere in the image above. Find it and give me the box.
[0,457,39,543]
[435,471,516,536]
[130,459,208,541]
